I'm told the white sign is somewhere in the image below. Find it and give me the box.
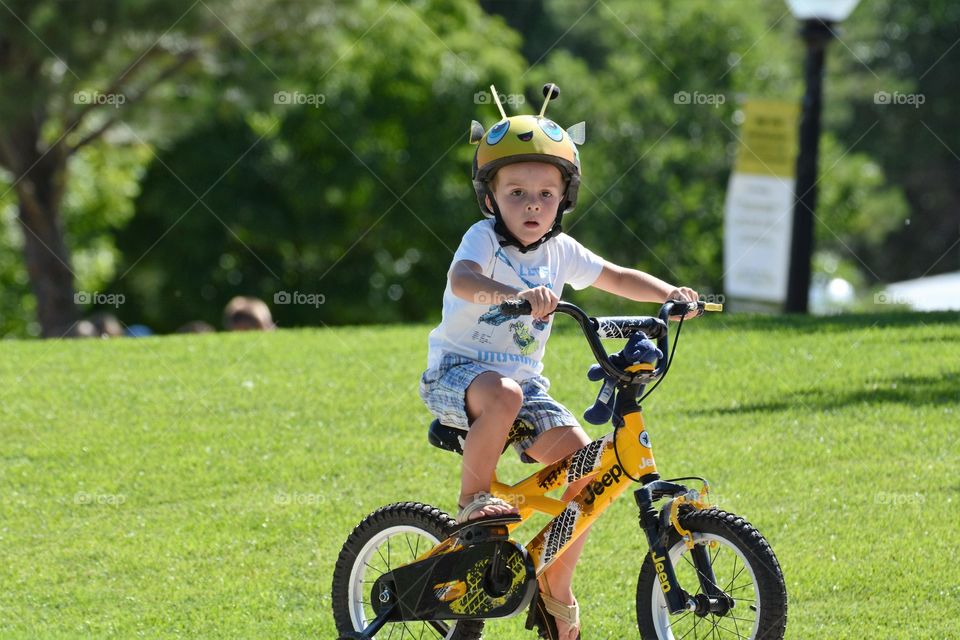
[724,175,795,302]
[724,100,800,304]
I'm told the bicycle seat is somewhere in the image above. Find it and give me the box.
[427,420,515,457]
[427,420,468,455]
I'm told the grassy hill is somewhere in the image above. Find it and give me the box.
[1,311,958,638]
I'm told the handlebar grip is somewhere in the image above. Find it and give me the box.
[663,299,723,318]
[498,299,532,317]
[665,299,700,317]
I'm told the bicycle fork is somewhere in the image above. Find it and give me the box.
[634,480,733,616]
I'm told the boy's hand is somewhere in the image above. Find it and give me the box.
[518,286,559,322]
[665,286,700,320]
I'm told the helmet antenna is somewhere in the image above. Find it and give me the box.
[539,83,560,117]
[489,84,508,120]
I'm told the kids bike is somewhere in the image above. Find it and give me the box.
[331,299,787,639]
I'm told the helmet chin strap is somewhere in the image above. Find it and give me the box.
[484,185,566,254]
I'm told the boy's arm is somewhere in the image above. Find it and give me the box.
[450,260,521,304]
[450,260,557,319]
[592,261,699,317]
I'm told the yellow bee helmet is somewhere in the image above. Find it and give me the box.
[469,83,585,252]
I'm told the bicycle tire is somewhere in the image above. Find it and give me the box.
[332,501,485,640]
[636,507,787,640]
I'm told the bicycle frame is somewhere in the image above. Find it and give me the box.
[488,406,656,575]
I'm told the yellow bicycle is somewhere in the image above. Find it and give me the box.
[332,300,787,639]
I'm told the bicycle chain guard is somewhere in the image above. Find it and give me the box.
[371,536,536,622]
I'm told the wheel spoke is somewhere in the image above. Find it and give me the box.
[723,561,746,594]
[726,613,758,624]
[375,544,389,571]
[708,614,745,639]
[427,619,450,636]
[676,616,699,640]
[731,605,742,638]
[671,610,693,626]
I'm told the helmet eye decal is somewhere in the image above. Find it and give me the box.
[487,120,510,145]
[517,130,534,142]
[539,119,564,142]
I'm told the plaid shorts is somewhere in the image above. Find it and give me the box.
[419,353,581,463]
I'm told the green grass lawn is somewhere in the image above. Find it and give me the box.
[1,311,958,638]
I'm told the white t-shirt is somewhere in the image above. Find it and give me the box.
[426,219,605,380]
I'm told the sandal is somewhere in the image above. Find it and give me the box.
[527,577,581,640]
[455,492,518,524]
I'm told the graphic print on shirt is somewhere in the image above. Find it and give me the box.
[469,247,559,361]
[509,321,538,355]
[494,249,555,290]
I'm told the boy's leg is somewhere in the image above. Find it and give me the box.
[459,371,523,520]
[523,426,593,640]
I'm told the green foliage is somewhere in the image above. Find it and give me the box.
[109,0,527,331]
[2,0,952,335]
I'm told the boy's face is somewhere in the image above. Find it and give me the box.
[486,162,566,247]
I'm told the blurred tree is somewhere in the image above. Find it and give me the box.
[111,0,527,331]
[0,1,221,335]
[113,0,915,329]
[0,0,317,336]
[824,0,960,281]
[518,0,905,312]
[4,0,945,337]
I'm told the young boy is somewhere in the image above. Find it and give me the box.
[419,87,698,640]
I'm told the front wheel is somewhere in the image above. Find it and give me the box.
[636,508,787,640]
[331,501,484,640]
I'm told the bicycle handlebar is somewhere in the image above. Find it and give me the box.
[498,298,719,383]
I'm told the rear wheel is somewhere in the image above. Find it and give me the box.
[332,502,484,640]
[636,508,787,639]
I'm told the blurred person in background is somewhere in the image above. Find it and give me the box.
[223,296,275,331]
[177,320,216,334]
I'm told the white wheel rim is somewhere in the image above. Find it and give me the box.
[347,524,462,639]
[650,532,762,639]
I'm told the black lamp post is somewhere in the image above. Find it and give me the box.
[784,0,860,313]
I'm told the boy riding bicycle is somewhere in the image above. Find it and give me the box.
[419,84,699,640]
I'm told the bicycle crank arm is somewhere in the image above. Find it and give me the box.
[339,601,397,640]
